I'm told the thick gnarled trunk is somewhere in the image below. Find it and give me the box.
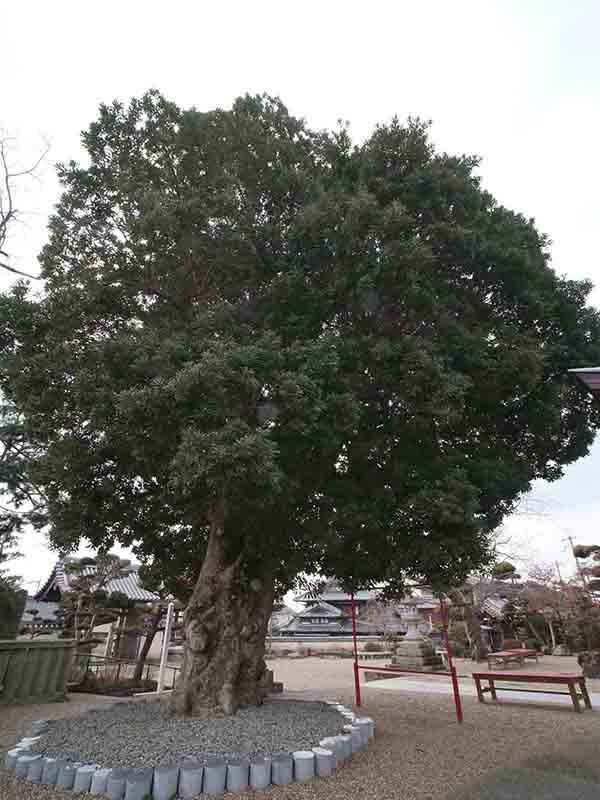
[133,610,162,684]
[168,514,274,716]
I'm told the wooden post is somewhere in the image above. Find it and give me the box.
[103,623,114,659]
[157,602,174,694]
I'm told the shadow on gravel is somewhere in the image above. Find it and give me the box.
[524,744,600,786]
[447,767,600,800]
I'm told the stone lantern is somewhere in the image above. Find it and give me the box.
[391,598,443,671]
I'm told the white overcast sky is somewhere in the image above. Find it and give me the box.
[3,0,600,591]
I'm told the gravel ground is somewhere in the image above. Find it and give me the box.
[0,693,135,753]
[29,698,344,768]
[2,658,600,799]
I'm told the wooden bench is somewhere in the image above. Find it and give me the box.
[359,663,452,682]
[472,671,592,713]
[487,649,539,670]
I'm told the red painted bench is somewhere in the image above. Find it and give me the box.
[487,649,539,670]
[472,671,592,713]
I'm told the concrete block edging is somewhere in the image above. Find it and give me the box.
[4,702,375,796]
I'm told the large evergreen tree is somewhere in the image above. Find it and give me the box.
[2,92,599,714]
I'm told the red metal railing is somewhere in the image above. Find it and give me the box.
[351,596,463,723]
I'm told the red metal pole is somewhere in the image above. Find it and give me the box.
[350,591,362,707]
[440,598,463,723]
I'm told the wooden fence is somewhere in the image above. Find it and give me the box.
[0,638,74,705]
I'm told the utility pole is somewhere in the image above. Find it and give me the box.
[555,561,564,586]
[555,559,577,612]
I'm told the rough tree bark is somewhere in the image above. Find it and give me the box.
[116,608,145,660]
[167,506,275,716]
[133,609,162,683]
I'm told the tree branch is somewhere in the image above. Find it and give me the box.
[0,136,48,280]
[0,259,39,280]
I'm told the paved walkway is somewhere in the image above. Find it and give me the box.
[364,674,600,711]
[451,654,584,679]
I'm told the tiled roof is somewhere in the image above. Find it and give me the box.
[22,598,62,625]
[482,595,508,619]
[36,560,159,603]
[294,585,439,605]
[297,601,342,618]
[569,367,600,397]
[294,589,379,603]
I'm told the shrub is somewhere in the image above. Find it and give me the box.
[447,623,469,643]
[503,638,524,650]
[0,587,26,639]
[447,640,466,658]
[363,641,383,652]
[74,670,158,697]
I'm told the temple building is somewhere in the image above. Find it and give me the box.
[273,600,382,636]
[35,557,159,603]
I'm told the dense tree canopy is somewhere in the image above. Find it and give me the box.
[0,394,47,537]
[2,92,600,711]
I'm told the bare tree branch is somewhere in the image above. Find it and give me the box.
[6,146,49,180]
[0,259,40,279]
[0,135,49,280]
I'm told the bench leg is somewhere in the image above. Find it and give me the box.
[568,681,582,713]
[579,680,592,710]
[489,678,498,702]
[474,677,484,703]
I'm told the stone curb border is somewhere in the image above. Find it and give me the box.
[3,702,375,798]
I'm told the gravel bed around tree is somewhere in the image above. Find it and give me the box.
[4,685,600,800]
[29,698,345,768]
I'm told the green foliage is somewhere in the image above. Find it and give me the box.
[136,538,200,605]
[502,596,529,632]
[564,594,600,652]
[0,529,20,591]
[363,640,383,652]
[0,395,46,614]
[0,484,23,637]
[0,398,48,538]
[502,595,552,648]
[492,561,520,581]
[572,544,600,589]
[64,555,131,601]
[58,554,133,641]
[447,623,470,644]
[1,92,600,598]
[0,584,26,638]
[75,672,157,696]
